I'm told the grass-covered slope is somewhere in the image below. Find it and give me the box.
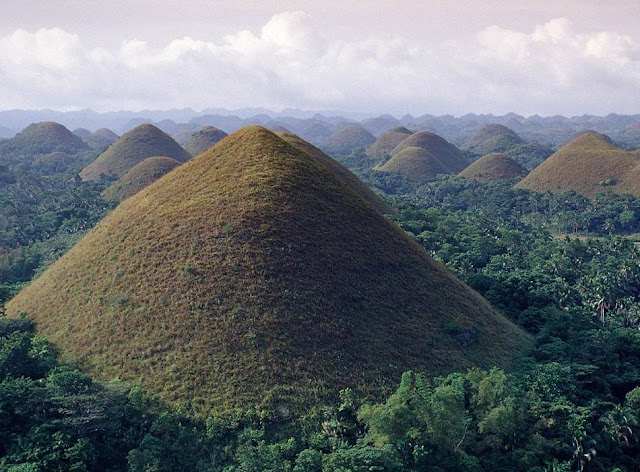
[516,133,640,196]
[277,131,395,215]
[325,124,376,155]
[79,123,190,181]
[8,126,530,415]
[101,156,181,202]
[183,126,228,157]
[392,131,470,172]
[88,128,119,149]
[462,124,525,156]
[460,153,526,182]
[367,126,413,159]
[378,147,452,184]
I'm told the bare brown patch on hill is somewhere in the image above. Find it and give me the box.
[392,131,470,172]
[8,126,530,415]
[378,147,451,185]
[516,133,640,196]
[460,153,526,182]
[79,123,191,181]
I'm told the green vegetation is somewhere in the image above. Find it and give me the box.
[79,123,191,181]
[459,153,525,182]
[0,122,88,164]
[366,126,413,160]
[183,126,228,157]
[517,133,640,196]
[101,156,181,202]
[7,126,529,415]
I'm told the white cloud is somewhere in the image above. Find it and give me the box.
[0,13,639,115]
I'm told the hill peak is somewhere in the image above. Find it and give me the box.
[184,126,228,157]
[460,153,525,182]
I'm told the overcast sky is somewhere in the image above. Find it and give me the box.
[1,0,639,116]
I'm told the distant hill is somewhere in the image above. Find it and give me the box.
[9,126,530,415]
[183,126,228,157]
[73,128,92,141]
[325,124,376,156]
[378,147,451,185]
[88,128,119,149]
[392,131,470,172]
[462,124,525,156]
[0,122,88,160]
[516,133,640,196]
[459,153,526,182]
[102,156,181,202]
[367,127,413,160]
[79,123,191,181]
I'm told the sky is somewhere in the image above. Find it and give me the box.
[1,0,639,116]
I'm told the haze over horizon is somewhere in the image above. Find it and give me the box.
[1,1,639,116]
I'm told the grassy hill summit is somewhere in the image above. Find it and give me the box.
[79,123,191,181]
[276,131,395,215]
[183,126,228,157]
[377,146,452,184]
[516,132,640,196]
[392,131,470,172]
[8,126,530,415]
[460,153,526,182]
[101,156,181,202]
[462,124,525,156]
[2,122,89,157]
[367,126,413,160]
[325,124,376,155]
[88,128,119,149]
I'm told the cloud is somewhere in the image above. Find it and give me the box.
[0,12,639,115]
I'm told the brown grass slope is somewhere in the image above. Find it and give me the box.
[277,131,395,215]
[183,126,228,157]
[79,123,190,181]
[460,153,526,182]
[326,124,376,155]
[378,147,452,185]
[101,156,181,202]
[8,126,531,415]
[392,131,470,172]
[367,126,413,159]
[516,133,640,197]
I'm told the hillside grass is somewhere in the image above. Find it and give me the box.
[459,153,526,182]
[378,146,451,184]
[101,156,181,202]
[391,131,470,172]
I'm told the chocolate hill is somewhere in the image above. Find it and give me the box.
[462,124,525,156]
[88,128,119,149]
[516,133,640,196]
[183,126,228,157]
[460,153,526,182]
[367,127,413,159]
[392,131,470,172]
[325,124,376,155]
[9,126,530,415]
[4,122,88,156]
[79,123,191,181]
[101,156,181,202]
[378,147,451,185]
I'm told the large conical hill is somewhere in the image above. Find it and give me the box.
[79,123,191,181]
[8,126,531,415]
[516,133,640,196]
[462,124,524,156]
[392,131,470,172]
[3,122,88,157]
[88,128,119,149]
[183,126,228,157]
[367,126,413,159]
[378,147,452,184]
[101,156,181,202]
[460,153,526,182]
